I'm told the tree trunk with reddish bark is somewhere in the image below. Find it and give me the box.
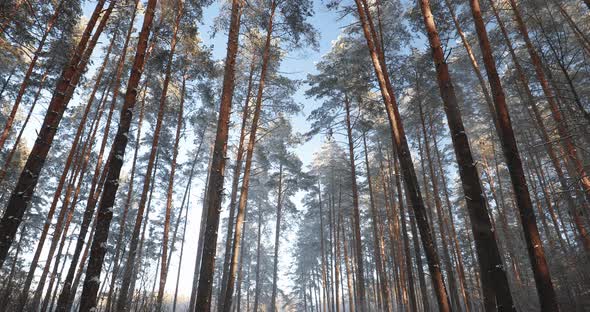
[270,163,283,312]
[115,7,180,310]
[352,0,451,309]
[155,5,184,309]
[194,0,244,310]
[362,133,391,312]
[0,0,108,268]
[469,0,559,309]
[506,0,590,202]
[218,54,257,306]
[419,0,515,309]
[220,3,276,310]
[16,12,117,308]
[343,95,367,311]
[78,0,158,309]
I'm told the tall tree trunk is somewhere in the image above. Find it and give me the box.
[189,148,213,311]
[334,186,343,312]
[343,95,367,312]
[381,147,403,311]
[252,206,264,312]
[352,1,451,309]
[47,224,77,312]
[340,213,355,312]
[384,149,407,312]
[419,1,515,310]
[270,163,283,312]
[69,213,98,309]
[395,154,418,312]
[506,0,590,202]
[172,181,192,312]
[235,197,250,312]
[416,98,461,311]
[327,182,335,312]
[155,5,184,309]
[218,54,257,306]
[416,131,436,237]
[431,126,473,312]
[480,151,523,286]
[362,133,391,312]
[407,184,430,312]
[104,85,149,312]
[116,6,179,308]
[0,0,64,151]
[318,183,330,312]
[193,0,244,310]
[78,0,158,309]
[487,0,589,253]
[469,0,559,309]
[166,132,202,312]
[220,3,276,311]
[0,0,110,266]
[127,150,161,310]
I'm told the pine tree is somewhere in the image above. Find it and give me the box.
[79,0,159,309]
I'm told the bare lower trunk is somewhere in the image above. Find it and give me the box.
[218,54,257,306]
[343,95,367,312]
[156,6,184,309]
[220,3,276,311]
[78,1,158,309]
[105,86,149,312]
[362,134,391,312]
[431,127,473,312]
[395,155,418,312]
[419,1,515,309]
[469,0,558,309]
[127,151,161,310]
[319,184,330,312]
[340,213,354,312]
[193,1,244,310]
[270,164,283,312]
[252,207,264,312]
[189,149,213,311]
[172,183,192,312]
[235,201,250,312]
